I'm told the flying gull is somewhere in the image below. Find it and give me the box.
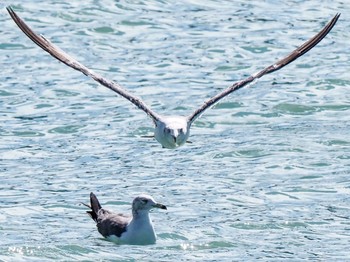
[83,192,167,245]
[7,7,340,149]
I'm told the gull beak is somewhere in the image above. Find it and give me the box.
[173,130,179,138]
[154,203,167,210]
[170,130,178,143]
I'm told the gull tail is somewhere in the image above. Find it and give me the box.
[83,192,102,223]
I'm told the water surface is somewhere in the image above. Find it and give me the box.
[0,0,349,261]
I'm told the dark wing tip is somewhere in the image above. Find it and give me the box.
[90,192,102,211]
[84,192,101,223]
[6,6,160,122]
[187,13,340,124]
[6,6,17,21]
[330,12,341,28]
[7,6,21,23]
[6,6,14,13]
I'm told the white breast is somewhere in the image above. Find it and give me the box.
[119,216,157,245]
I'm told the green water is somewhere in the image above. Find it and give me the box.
[1,1,349,261]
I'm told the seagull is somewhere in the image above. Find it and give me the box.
[7,7,340,149]
[83,192,167,245]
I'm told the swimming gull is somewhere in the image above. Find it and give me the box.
[7,7,340,149]
[83,192,167,245]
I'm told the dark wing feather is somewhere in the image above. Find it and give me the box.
[97,210,131,238]
[6,7,160,123]
[84,192,131,238]
[188,13,340,124]
[83,192,103,223]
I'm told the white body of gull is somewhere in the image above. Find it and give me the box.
[84,192,167,245]
[7,7,340,149]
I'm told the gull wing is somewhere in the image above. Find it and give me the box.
[7,7,161,123]
[97,209,131,238]
[188,13,340,124]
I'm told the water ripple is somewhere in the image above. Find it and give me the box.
[1,0,349,261]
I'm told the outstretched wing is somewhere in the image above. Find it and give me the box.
[7,7,161,123]
[188,13,340,124]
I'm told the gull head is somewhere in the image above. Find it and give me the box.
[132,195,167,216]
[154,116,190,149]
